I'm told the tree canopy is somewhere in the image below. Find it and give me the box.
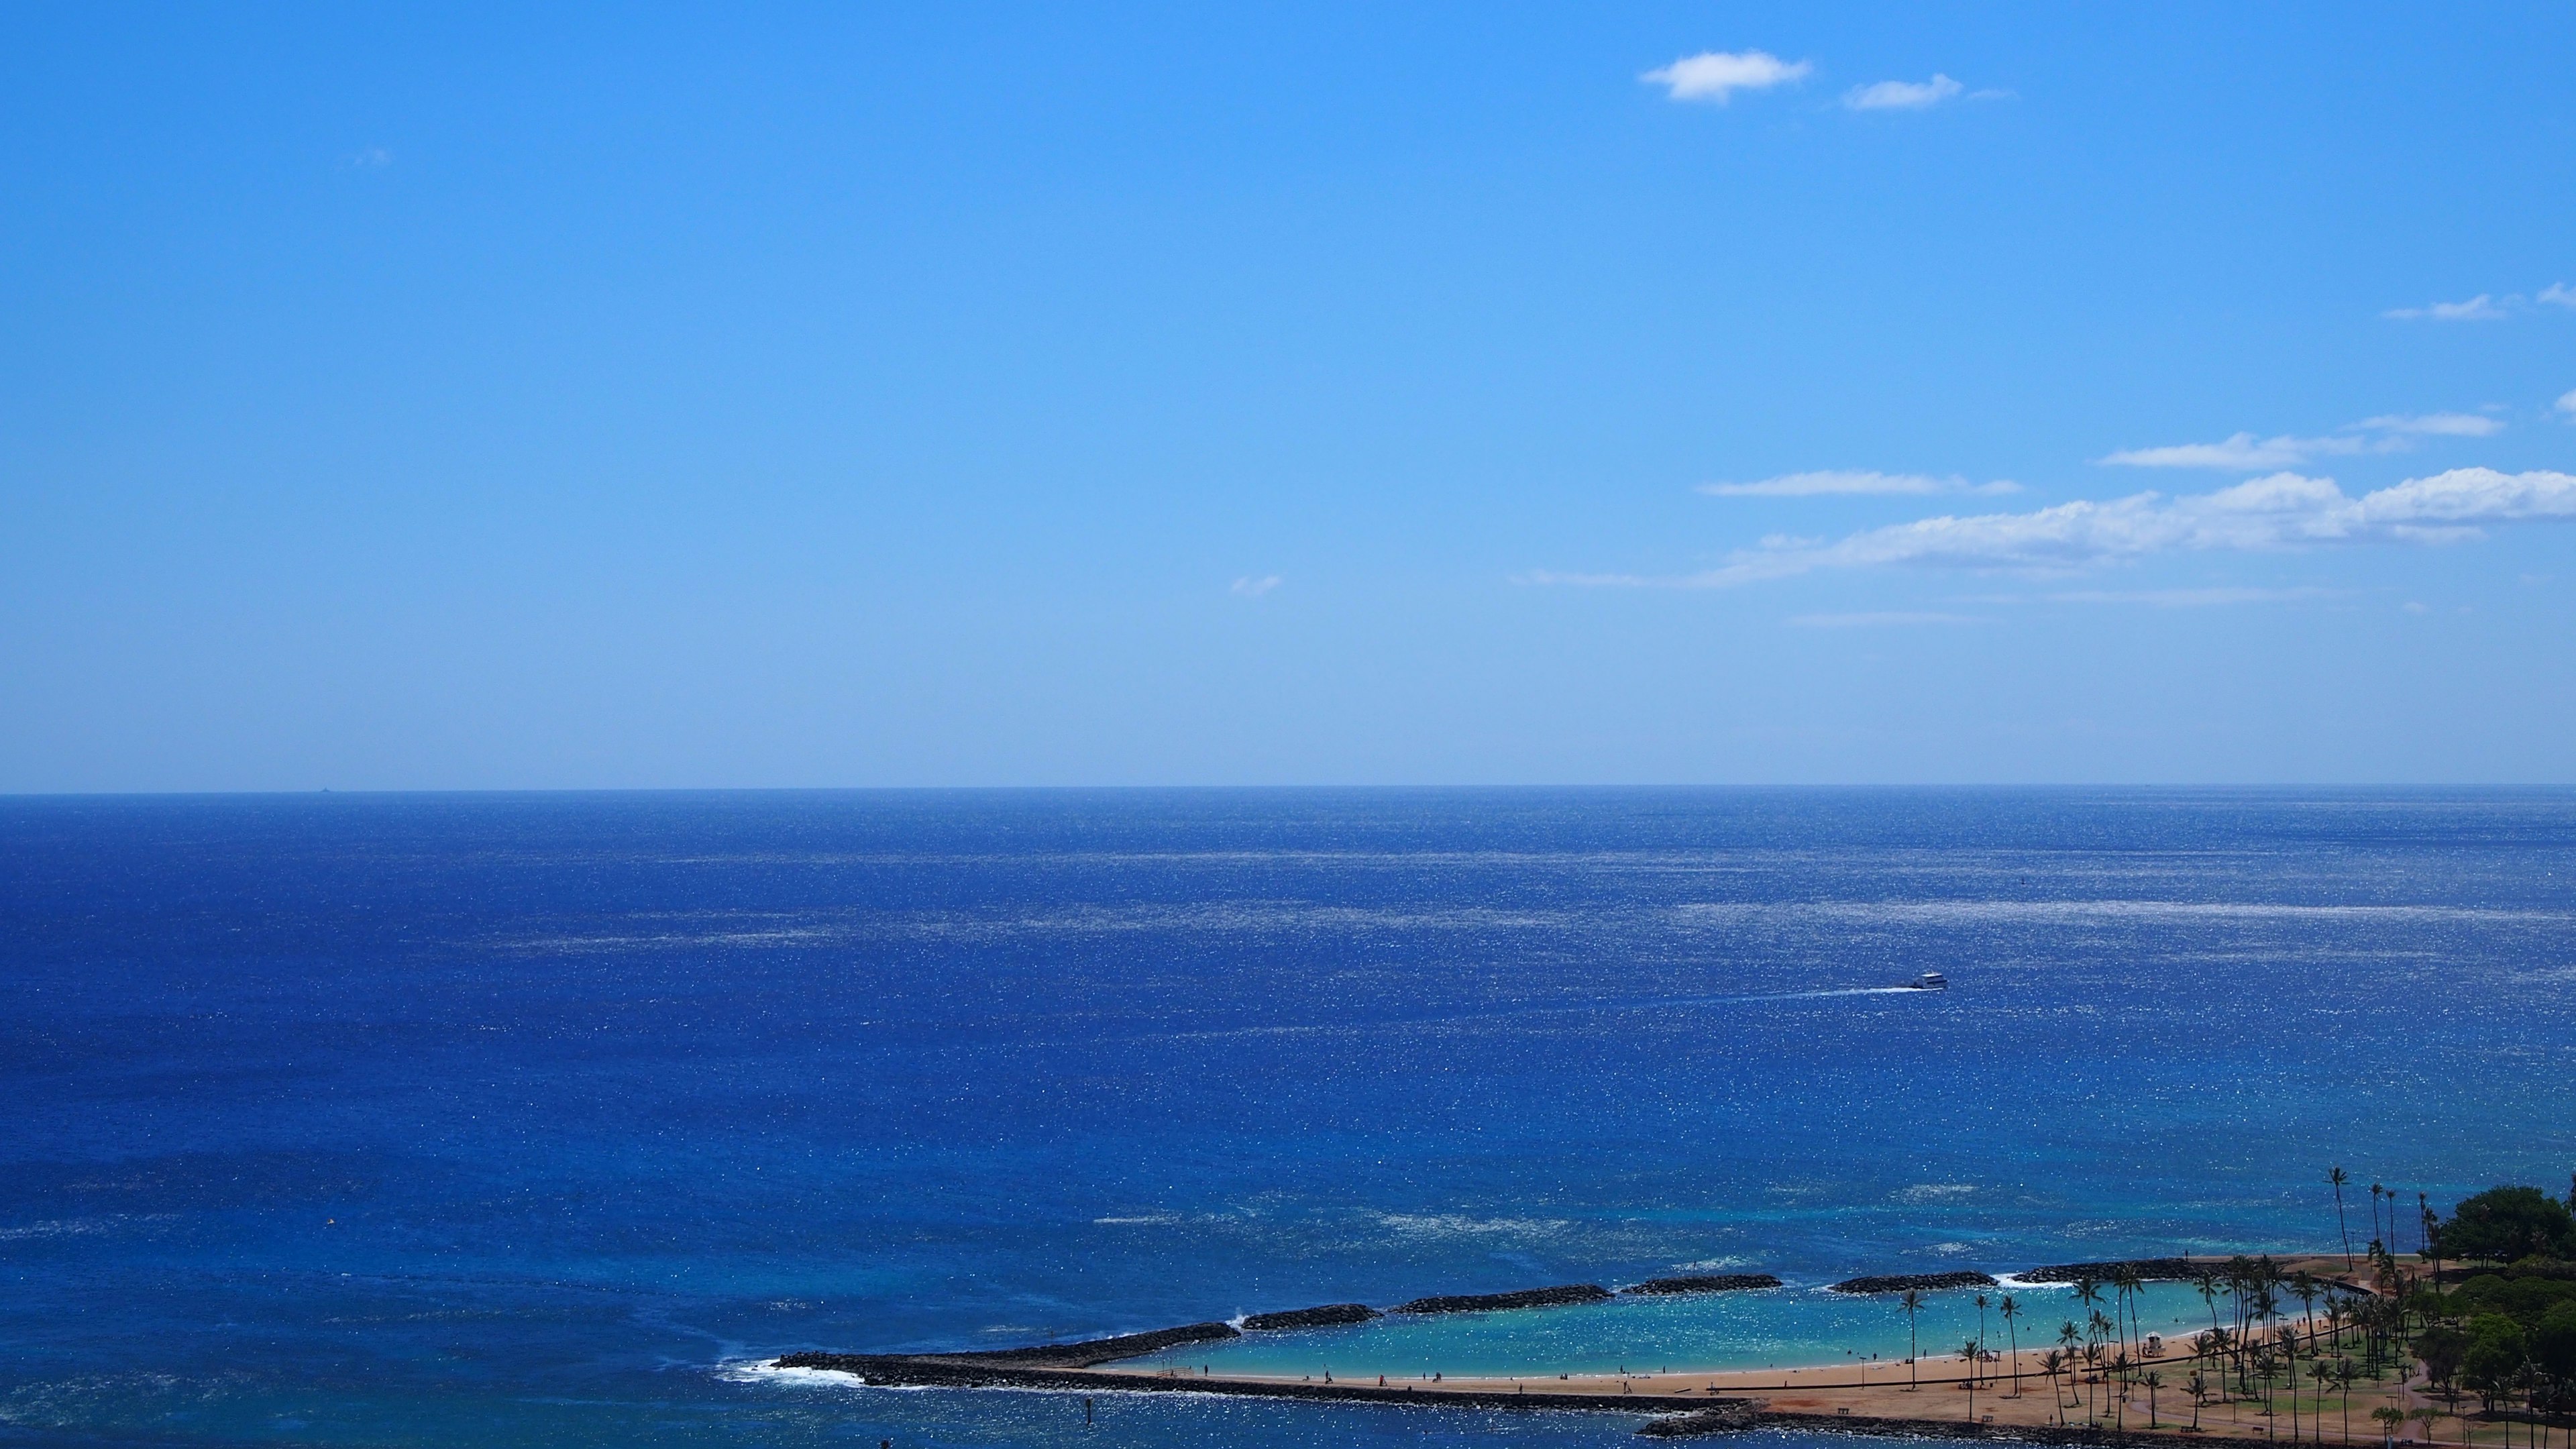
[2431,1186,2576,1264]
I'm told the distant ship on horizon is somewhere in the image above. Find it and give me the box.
[1907,971,1947,991]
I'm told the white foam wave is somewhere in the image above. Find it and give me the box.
[1792,899,2565,926]
[1376,1212,1569,1240]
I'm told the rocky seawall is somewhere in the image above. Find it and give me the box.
[1827,1271,1997,1295]
[1242,1303,1382,1331]
[852,1322,1238,1369]
[767,1358,2253,1445]
[1392,1285,1614,1314]
[1622,1275,1782,1296]
[1633,1403,1764,1436]
[774,1352,1754,1419]
[2015,1258,2204,1283]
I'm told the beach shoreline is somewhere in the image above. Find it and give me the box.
[777,1252,2449,1441]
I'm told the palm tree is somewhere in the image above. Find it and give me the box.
[1900,1289,1924,1391]
[2116,1263,2147,1356]
[2333,1358,2357,1443]
[1962,1339,1982,1424]
[2059,1320,2083,1417]
[1976,1294,1990,1389]
[2076,1275,2106,1364]
[2371,1183,2387,1251]
[2189,1370,2211,1432]
[2145,1369,2164,1429]
[2295,1272,2323,1348]
[2333,1167,2357,1269]
[2000,1295,2023,1396]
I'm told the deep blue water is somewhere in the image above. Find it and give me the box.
[3,788,2573,1448]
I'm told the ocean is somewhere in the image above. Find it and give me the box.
[3,788,2571,1448]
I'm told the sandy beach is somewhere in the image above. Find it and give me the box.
[1092,1254,2504,1444]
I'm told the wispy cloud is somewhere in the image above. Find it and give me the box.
[2044,586,2339,607]
[2557,389,2576,419]
[2357,411,2504,437]
[349,146,393,168]
[1230,575,1281,598]
[2102,413,2504,470]
[2384,294,2508,321]
[1642,50,1811,103]
[2100,433,2335,470]
[1843,74,1963,111]
[1699,470,2019,497]
[1528,468,2576,589]
[1788,610,1986,627]
[2540,282,2575,309]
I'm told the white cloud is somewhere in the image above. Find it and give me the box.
[350,146,393,168]
[2103,413,2506,470]
[2556,389,2576,419]
[1788,611,1985,627]
[1843,74,1964,111]
[1642,50,1811,103]
[2540,282,2575,309]
[1699,470,2019,497]
[2100,433,2334,470]
[2384,294,2508,321]
[1230,575,1281,597]
[1529,468,2576,588]
[2357,411,2504,437]
[2045,586,2337,606]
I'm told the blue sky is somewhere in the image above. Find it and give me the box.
[5,3,2575,788]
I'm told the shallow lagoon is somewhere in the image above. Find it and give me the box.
[1135,1280,2222,1377]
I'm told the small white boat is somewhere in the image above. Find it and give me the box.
[1909,971,1948,990]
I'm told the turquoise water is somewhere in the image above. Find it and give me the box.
[1130,1281,2219,1378]
[3,788,2571,1447]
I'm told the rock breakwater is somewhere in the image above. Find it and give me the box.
[1827,1271,1996,1295]
[2016,1258,2201,1283]
[1242,1303,1382,1331]
[1392,1285,1613,1314]
[1637,1403,1767,1436]
[833,1321,1238,1369]
[1622,1275,1782,1296]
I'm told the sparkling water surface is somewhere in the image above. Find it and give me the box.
[3,788,2571,1448]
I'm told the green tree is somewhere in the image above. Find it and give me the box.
[2334,1168,2357,1270]
[2460,1313,2526,1412]
[2116,1263,2146,1354]
[2433,1188,2576,1266]
[1999,1294,2022,1397]
[1901,1289,1924,1391]
[2532,1299,2576,1381]
[2039,1348,2068,1426]
[1976,1293,1990,1387]
[2418,1324,2469,1401]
